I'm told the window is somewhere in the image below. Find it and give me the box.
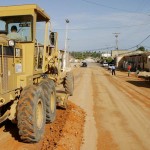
[0,20,6,32]
[36,21,51,45]
[0,15,33,42]
[36,22,45,45]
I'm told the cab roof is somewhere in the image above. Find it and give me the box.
[0,4,50,21]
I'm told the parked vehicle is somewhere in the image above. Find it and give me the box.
[102,62,108,67]
[81,62,87,67]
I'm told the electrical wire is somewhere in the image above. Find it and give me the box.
[81,0,132,12]
[72,35,150,52]
[126,34,150,50]
[120,0,150,44]
[79,46,115,52]
[54,22,150,31]
[81,0,149,14]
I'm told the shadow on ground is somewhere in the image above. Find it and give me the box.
[127,81,150,88]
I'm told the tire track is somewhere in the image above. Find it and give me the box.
[92,65,150,150]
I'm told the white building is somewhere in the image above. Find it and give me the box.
[101,53,111,58]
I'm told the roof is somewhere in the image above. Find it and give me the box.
[118,50,144,57]
[0,4,50,21]
[142,51,150,57]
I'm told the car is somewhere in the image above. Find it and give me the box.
[81,62,87,67]
[102,62,108,67]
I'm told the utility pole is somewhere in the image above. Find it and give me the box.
[113,33,120,67]
[67,38,71,67]
[63,19,69,71]
[113,33,120,50]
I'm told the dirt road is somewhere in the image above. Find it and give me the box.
[72,63,150,150]
[0,62,150,150]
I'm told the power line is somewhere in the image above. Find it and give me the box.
[81,0,132,12]
[54,22,150,31]
[137,35,150,46]
[78,46,115,52]
[81,0,149,14]
[126,34,150,50]
[74,34,150,51]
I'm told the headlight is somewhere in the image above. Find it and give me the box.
[8,40,15,47]
[15,48,21,57]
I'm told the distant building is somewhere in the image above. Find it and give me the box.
[142,52,150,71]
[101,53,111,58]
[116,50,150,71]
[120,51,144,71]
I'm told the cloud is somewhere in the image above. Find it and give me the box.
[52,10,150,51]
[68,11,150,28]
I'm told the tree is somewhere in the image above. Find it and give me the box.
[106,57,113,63]
[137,46,145,51]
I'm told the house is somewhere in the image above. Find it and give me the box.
[142,52,150,71]
[116,50,150,71]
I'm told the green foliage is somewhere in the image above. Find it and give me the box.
[136,46,145,51]
[70,51,101,59]
[70,51,114,64]
[106,57,113,63]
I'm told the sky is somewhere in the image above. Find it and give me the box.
[1,0,150,52]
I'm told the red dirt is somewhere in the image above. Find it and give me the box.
[0,101,85,150]
[41,101,85,150]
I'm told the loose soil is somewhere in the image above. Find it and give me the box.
[41,101,85,150]
[0,101,85,150]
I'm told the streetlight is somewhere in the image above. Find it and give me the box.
[63,19,70,71]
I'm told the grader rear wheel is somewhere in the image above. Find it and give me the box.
[64,72,74,96]
[39,79,56,123]
[17,85,46,143]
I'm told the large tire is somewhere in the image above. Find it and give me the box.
[39,79,56,123]
[64,72,74,96]
[17,85,46,143]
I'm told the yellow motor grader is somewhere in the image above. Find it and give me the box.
[0,4,73,142]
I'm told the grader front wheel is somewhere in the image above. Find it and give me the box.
[17,85,46,143]
[64,72,74,96]
[39,79,56,123]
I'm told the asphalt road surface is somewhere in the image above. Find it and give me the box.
[71,62,150,150]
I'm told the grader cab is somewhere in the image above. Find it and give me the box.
[0,4,73,142]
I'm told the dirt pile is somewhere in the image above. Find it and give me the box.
[41,101,86,150]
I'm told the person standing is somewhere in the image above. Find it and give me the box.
[112,64,116,75]
[127,64,131,77]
